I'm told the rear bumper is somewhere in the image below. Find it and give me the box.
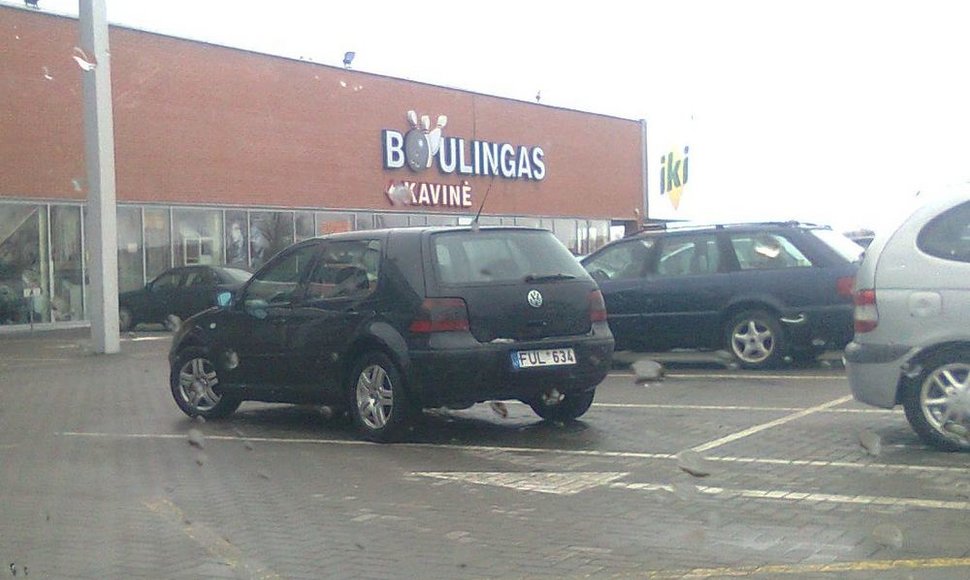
[407,331,614,407]
[843,340,914,408]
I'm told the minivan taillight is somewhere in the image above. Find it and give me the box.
[853,289,878,333]
[836,276,855,298]
[408,298,470,333]
[589,289,608,323]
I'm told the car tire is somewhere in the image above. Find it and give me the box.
[902,351,970,452]
[119,307,133,332]
[529,389,595,421]
[348,351,411,443]
[170,348,241,419]
[725,310,786,370]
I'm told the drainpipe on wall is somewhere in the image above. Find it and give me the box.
[640,118,649,227]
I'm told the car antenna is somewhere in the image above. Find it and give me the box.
[470,177,495,233]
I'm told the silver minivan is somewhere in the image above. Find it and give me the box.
[845,188,970,451]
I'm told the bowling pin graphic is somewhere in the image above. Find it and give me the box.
[403,110,429,171]
[425,115,448,168]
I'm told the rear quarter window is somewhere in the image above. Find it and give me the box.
[917,200,970,263]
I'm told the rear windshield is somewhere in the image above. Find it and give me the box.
[809,228,865,263]
[432,230,588,284]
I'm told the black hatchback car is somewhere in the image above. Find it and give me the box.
[581,222,863,369]
[119,265,253,331]
[168,226,614,441]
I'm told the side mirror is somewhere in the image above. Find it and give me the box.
[216,291,233,308]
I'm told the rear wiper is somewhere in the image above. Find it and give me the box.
[523,273,577,283]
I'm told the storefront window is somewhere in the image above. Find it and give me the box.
[425,214,458,226]
[514,217,542,228]
[374,213,409,228]
[250,211,293,269]
[144,208,171,280]
[50,205,84,322]
[174,208,223,269]
[553,218,579,254]
[0,204,43,325]
[295,212,315,242]
[117,206,144,292]
[354,213,374,231]
[588,220,611,253]
[225,210,249,267]
[316,212,355,235]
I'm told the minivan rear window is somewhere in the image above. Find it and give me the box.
[432,230,588,284]
[917,200,970,263]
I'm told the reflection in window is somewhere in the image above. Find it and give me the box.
[250,211,293,270]
[51,205,84,321]
[225,210,249,268]
[656,236,719,276]
[144,208,171,281]
[729,234,812,270]
[374,213,409,229]
[306,240,381,300]
[117,206,144,292]
[0,204,43,324]
[583,239,654,281]
[295,212,315,242]
[316,212,355,235]
[245,243,319,306]
[174,208,223,268]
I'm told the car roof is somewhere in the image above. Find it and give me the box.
[629,220,833,238]
[307,225,548,242]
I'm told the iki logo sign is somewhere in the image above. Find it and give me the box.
[382,110,546,208]
[659,146,689,210]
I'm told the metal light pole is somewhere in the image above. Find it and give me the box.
[80,0,120,353]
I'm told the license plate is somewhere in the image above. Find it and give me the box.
[511,348,577,369]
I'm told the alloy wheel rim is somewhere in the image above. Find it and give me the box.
[356,364,393,430]
[731,319,774,363]
[920,362,970,444]
[178,357,222,412]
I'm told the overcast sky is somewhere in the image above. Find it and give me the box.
[19,0,970,233]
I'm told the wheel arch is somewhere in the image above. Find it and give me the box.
[720,299,784,326]
[895,341,970,405]
[341,322,411,390]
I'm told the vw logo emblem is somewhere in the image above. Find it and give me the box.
[527,289,543,308]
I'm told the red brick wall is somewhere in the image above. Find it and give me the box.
[0,7,643,220]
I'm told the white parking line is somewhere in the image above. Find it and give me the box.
[59,431,970,474]
[690,396,854,453]
[609,372,847,381]
[610,481,970,511]
[593,402,893,414]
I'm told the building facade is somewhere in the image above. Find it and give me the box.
[0,6,646,329]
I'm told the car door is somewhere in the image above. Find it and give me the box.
[283,238,383,396]
[639,233,728,349]
[144,269,184,323]
[581,237,657,349]
[219,241,322,388]
[178,266,218,319]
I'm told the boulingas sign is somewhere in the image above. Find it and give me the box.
[382,109,546,208]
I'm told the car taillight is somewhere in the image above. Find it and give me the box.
[836,276,855,298]
[408,298,470,333]
[853,289,878,333]
[588,289,608,323]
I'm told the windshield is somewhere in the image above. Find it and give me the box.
[216,267,253,284]
[432,229,588,284]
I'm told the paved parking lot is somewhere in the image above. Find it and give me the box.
[1,329,969,579]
